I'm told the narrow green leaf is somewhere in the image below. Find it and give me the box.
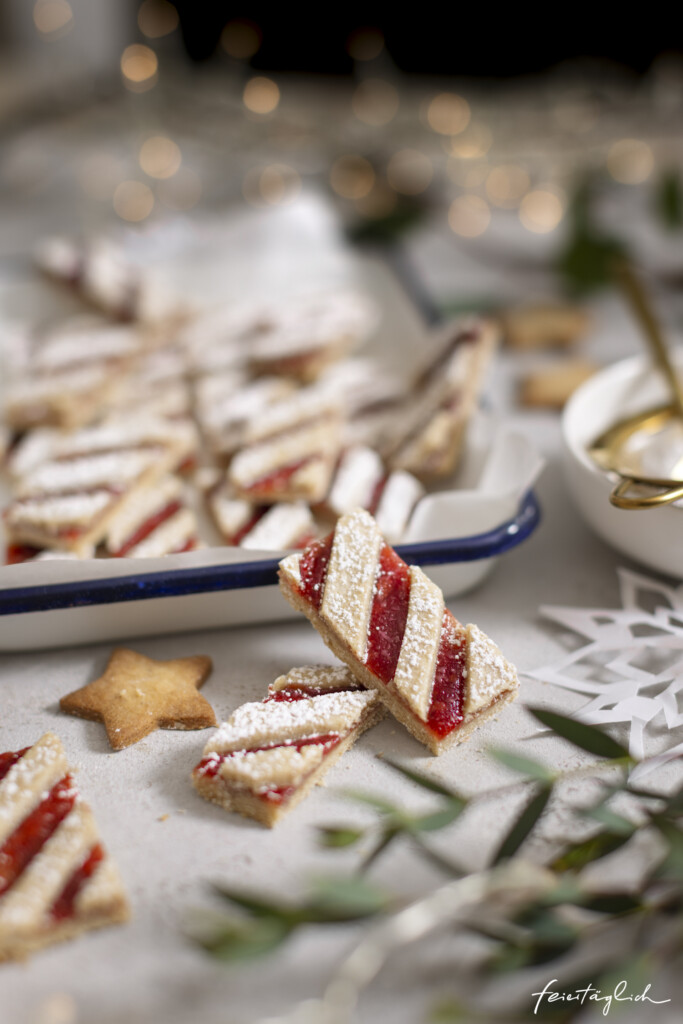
[341,789,403,815]
[584,805,635,834]
[198,916,291,961]
[318,826,365,849]
[210,885,292,920]
[360,826,401,872]
[307,874,389,919]
[410,802,466,833]
[492,786,552,865]
[655,170,683,231]
[552,831,632,872]
[580,893,642,915]
[651,816,683,880]
[383,758,467,804]
[490,747,555,783]
[411,837,463,876]
[528,707,631,760]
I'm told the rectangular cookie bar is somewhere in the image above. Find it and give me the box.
[0,733,129,961]
[278,508,519,755]
[192,665,383,826]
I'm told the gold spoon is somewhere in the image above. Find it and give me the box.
[588,261,683,510]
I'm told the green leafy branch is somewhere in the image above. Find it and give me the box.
[190,707,683,1022]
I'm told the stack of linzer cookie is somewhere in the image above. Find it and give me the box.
[1,233,499,565]
[0,506,518,963]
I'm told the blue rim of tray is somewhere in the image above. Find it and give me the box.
[0,490,540,616]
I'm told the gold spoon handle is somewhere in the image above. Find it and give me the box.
[615,260,683,419]
[610,475,683,509]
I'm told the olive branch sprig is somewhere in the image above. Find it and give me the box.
[190,706,683,1023]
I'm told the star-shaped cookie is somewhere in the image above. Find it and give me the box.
[60,648,216,750]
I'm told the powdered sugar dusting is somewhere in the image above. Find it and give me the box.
[464,623,519,715]
[374,470,424,543]
[217,744,326,792]
[0,734,70,840]
[320,508,382,660]
[326,446,383,516]
[269,665,359,694]
[205,689,375,755]
[241,503,313,551]
[392,566,444,720]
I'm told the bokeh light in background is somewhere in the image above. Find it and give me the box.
[243,76,280,115]
[607,139,654,184]
[449,194,491,237]
[139,137,182,180]
[243,164,300,206]
[113,180,155,221]
[137,0,178,39]
[387,150,433,195]
[485,165,531,208]
[445,123,492,159]
[425,93,470,135]
[346,28,384,61]
[121,44,158,92]
[352,79,399,126]
[33,0,73,39]
[519,188,565,233]
[221,19,262,59]
[330,156,375,200]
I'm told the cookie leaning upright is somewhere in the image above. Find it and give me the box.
[278,508,519,755]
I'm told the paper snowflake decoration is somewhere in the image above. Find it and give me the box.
[528,568,683,780]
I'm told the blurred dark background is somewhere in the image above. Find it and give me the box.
[172,6,678,76]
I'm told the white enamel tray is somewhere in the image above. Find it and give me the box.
[0,195,542,650]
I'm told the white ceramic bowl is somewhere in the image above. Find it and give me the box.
[562,352,683,577]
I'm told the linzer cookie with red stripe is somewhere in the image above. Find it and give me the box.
[385,318,498,480]
[104,476,199,558]
[227,391,342,504]
[246,291,378,382]
[207,483,315,551]
[320,445,424,543]
[192,666,383,826]
[0,733,129,962]
[4,441,181,559]
[278,508,518,754]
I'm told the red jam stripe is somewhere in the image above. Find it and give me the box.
[194,733,341,781]
[51,842,104,921]
[0,748,29,783]
[365,544,411,684]
[426,611,467,738]
[113,500,182,556]
[244,457,316,497]
[5,544,41,565]
[0,774,77,898]
[367,476,387,516]
[171,538,198,554]
[298,531,334,610]
[231,508,267,545]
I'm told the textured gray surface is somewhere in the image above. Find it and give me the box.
[2,200,683,1024]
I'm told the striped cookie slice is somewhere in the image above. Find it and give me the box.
[278,508,519,755]
[192,666,383,826]
[0,733,129,962]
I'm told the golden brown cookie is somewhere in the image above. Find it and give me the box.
[519,360,598,409]
[60,648,215,750]
[501,305,590,350]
